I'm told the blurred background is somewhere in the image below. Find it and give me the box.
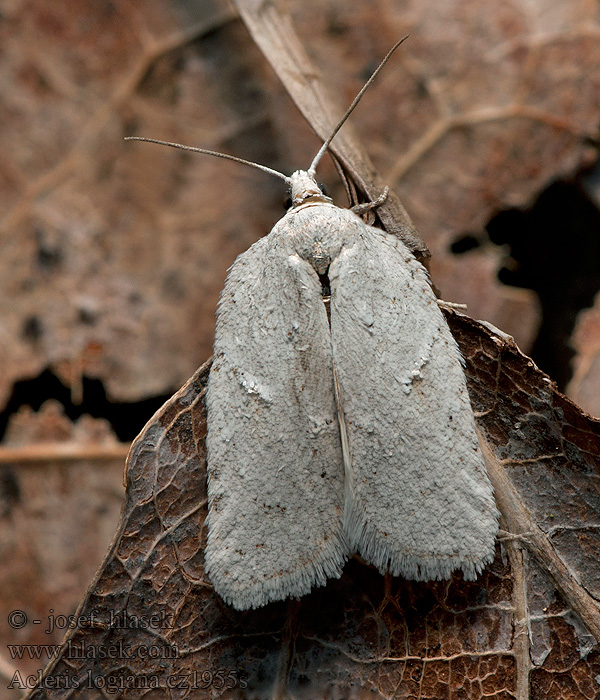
[1,0,599,693]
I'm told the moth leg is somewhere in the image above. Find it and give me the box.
[350,186,389,216]
[437,299,468,311]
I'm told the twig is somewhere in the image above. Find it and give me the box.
[0,442,131,465]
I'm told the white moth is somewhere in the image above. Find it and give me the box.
[128,41,499,611]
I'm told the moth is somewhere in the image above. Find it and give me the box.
[128,40,499,611]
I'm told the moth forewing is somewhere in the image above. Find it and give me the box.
[327,217,498,581]
[204,220,349,610]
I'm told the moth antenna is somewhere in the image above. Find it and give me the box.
[125,137,290,183]
[308,36,409,177]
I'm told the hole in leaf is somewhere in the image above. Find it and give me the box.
[0,369,173,443]
[480,173,600,390]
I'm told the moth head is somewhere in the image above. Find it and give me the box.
[286,171,332,209]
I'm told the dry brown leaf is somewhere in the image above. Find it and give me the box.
[23,318,600,699]
[1,0,242,406]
